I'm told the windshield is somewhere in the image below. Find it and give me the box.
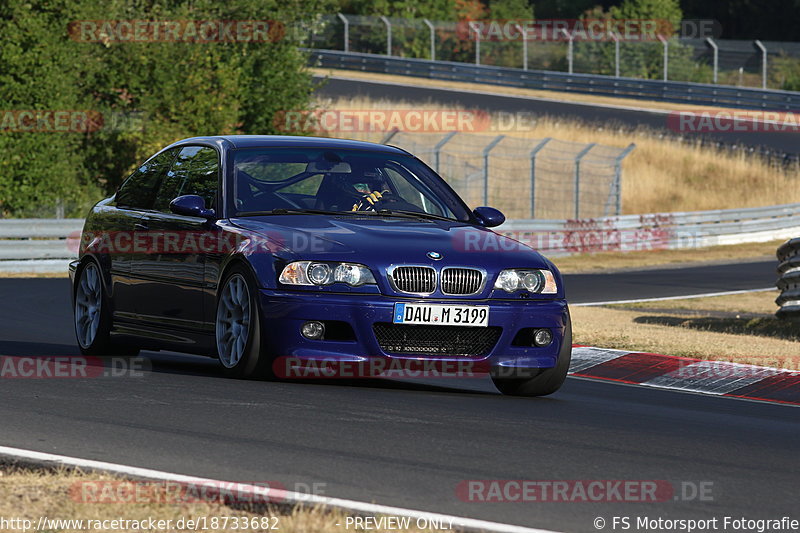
[231,147,471,221]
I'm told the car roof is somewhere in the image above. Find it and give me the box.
[169,135,411,155]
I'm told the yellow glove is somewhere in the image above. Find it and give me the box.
[351,190,387,211]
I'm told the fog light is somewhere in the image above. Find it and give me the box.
[533,328,552,347]
[301,321,325,340]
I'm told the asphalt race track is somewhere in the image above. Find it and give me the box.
[315,76,800,158]
[0,261,795,532]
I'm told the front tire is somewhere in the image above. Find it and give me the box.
[74,260,139,357]
[215,265,271,379]
[491,315,572,397]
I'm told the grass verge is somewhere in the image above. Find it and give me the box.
[572,289,800,369]
[0,465,439,533]
[550,240,780,274]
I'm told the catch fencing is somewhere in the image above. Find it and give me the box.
[777,239,800,318]
[305,14,800,91]
[382,131,635,220]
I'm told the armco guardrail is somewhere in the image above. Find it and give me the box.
[309,49,800,111]
[0,219,82,273]
[496,203,800,255]
[2,205,799,273]
[776,239,800,318]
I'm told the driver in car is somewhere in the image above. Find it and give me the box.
[350,181,391,211]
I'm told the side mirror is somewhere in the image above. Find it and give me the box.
[169,195,216,220]
[473,206,505,228]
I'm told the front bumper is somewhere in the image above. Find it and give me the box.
[258,289,569,372]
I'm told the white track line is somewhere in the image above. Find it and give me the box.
[572,287,775,307]
[0,445,559,533]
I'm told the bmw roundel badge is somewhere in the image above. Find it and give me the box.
[427,251,442,260]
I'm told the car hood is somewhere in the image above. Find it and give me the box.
[230,214,549,269]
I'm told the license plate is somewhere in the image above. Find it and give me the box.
[393,303,489,327]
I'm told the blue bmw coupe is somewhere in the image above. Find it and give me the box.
[70,135,571,396]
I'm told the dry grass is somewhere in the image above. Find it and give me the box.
[550,240,780,274]
[572,289,800,369]
[316,94,800,215]
[614,289,780,315]
[0,466,439,533]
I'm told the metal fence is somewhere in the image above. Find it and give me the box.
[379,131,634,219]
[310,49,800,111]
[305,14,800,91]
[777,238,800,318]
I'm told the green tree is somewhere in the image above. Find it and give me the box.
[0,0,334,217]
[572,0,710,82]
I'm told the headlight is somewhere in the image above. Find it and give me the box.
[494,269,557,294]
[279,261,376,287]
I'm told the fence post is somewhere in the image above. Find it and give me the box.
[379,16,392,56]
[470,22,481,65]
[754,40,767,89]
[611,32,620,77]
[529,138,551,218]
[423,19,435,60]
[705,37,718,84]
[560,29,574,74]
[482,135,506,206]
[337,13,349,53]
[658,35,668,81]
[381,129,400,144]
[516,23,528,70]
[573,143,595,219]
[613,143,636,216]
[433,131,458,173]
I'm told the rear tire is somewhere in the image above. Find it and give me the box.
[215,264,272,379]
[74,260,139,357]
[491,315,572,397]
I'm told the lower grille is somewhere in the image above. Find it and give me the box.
[373,323,501,357]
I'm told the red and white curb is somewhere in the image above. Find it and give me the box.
[570,346,800,406]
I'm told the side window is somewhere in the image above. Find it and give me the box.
[152,146,219,212]
[383,167,445,216]
[116,149,177,209]
[185,147,219,209]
